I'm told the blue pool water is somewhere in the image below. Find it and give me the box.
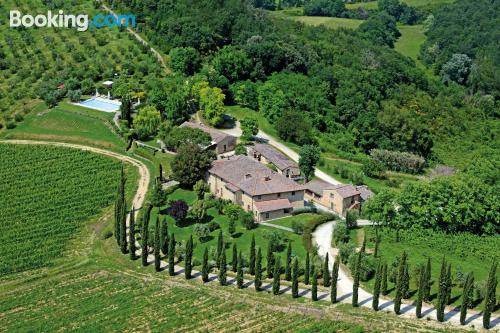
[79,98,121,112]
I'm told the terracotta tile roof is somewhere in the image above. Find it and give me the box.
[254,198,292,213]
[180,121,236,145]
[356,185,374,201]
[209,155,303,196]
[305,180,360,199]
[249,143,297,171]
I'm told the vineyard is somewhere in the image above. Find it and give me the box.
[0,144,131,276]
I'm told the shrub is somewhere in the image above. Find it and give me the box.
[348,252,375,281]
[362,158,386,178]
[291,206,317,215]
[14,113,24,122]
[193,223,210,242]
[345,210,358,229]
[6,121,16,129]
[291,220,304,235]
[207,221,220,232]
[338,242,355,264]
[332,220,349,246]
[370,149,426,174]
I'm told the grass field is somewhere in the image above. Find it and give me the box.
[352,226,499,309]
[0,144,137,276]
[270,9,363,29]
[2,102,125,150]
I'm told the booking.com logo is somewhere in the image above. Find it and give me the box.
[9,10,136,32]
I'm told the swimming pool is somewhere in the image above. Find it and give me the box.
[78,98,121,112]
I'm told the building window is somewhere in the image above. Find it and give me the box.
[247,205,250,211]
[292,191,295,196]
[265,213,269,219]
[257,195,261,200]
[277,193,281,198]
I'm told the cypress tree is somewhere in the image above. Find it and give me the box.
[416,264,426,318]
[185,235,193,279]
[154,217,161,272]
[292,257,299,298]
[159,163,163,182]
[423,257,432,301]
[216,230,224,267]
[331,259,339,303]
[266,239,274,279]
[311,265,318,301]
[128,207,136,260]
[304,252,310,285]
[436,257,447,322]
[202,247,209,282]
[160,218,168,255]
[218,245,226,286]
[394,251,408,314]
[381,262,388,295]
[272,255,281,295]
[168,233,175,276]
[114,166,126,246]
[255,247,262,291]
[140,205,151,267]
[360,235,366,253]
[373,259,382,311]
[374,234,380,258]
[445,263,452,305]
[120,205,128,254]
[402,259,410,299]
[232,243,238,272]
[352,251,362,307]
[285,242,292,281]
[249,235,256,275]
[323,254,330,287]
[483,260,497,329]
[237,251,244,289]
[460,272,474,325]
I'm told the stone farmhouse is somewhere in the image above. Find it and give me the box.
[304,179,373,216]
[180,121,237,154]
[247,143,300,178]
[207,155,304,222]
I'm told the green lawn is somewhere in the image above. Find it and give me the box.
[264,213,326,229]
[270,9,363,30]
[354,226,499,309]
[3,102,125,150]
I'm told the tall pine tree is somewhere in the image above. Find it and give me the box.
[216,230,224,267]
[292,257,299,298]
[272,256,281,295]
[372,259,382,311]
[114,165,126,247]
[305,252,310,285]
[218,245,226,286]
[352,251,362,307]
[423,257,432,301]
[460,272,474,325]
[154,217,161,272]
[285,242,292,281]
[168,233,176,276]
[237,251,244,289]
[232,243,238,272]
[249,235,256,275]
[331,259,339,303]
[445,263,452,305]
[402,259,410,299]
[202,246,209,282]
[120,204,128,254]
[483,260,497,329]
[255,247,262,291]
[128,207,136,260]
[381,262,388,295]
[394,251,408,314]
[141,204,152,267]
[266,239,274,279]
[323,254,330,287]
[161,218,169,255]
[185,235,193,279]
[436,257,448,322]
[416,264,426,318]
[360,235,366,253]
[311,265,318,301]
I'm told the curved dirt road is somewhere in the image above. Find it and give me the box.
[0,140,150,220]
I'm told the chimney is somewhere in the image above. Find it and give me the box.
[264,176,271,181]
[245,174,252,179]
